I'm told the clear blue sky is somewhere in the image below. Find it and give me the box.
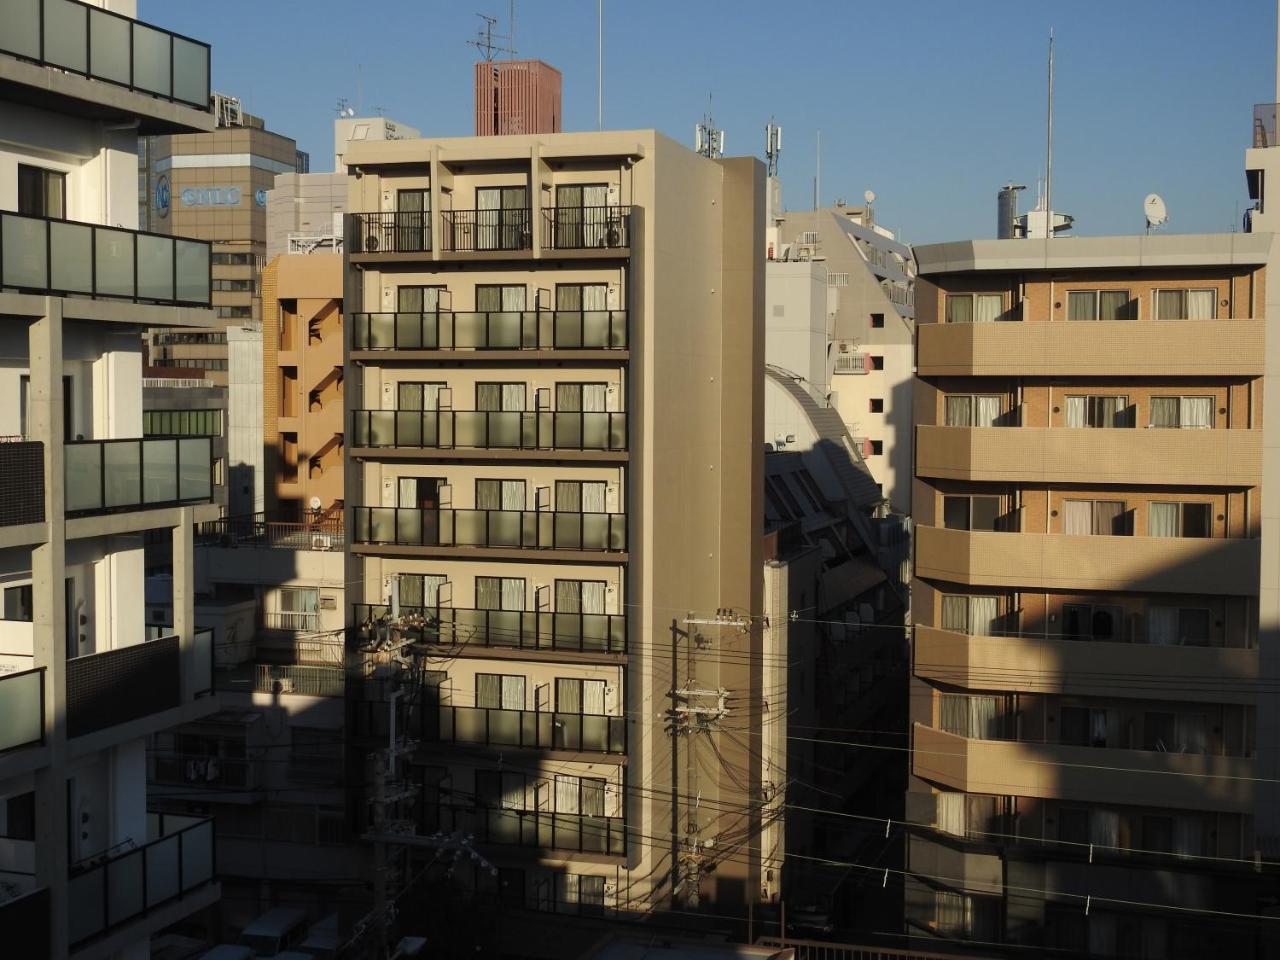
[145,0,1274,243]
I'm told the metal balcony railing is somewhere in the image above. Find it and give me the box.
[263,610,320,632]
[0,211,212,306]
[0,667,44,753]
[0,0,211,110]
[350,212,430,253]
[68,813,215,948]
[64,436,213,516]
[194,516,344,551]
[350,309,627,351]
[151,752,254,789]
[441,208,532,253]
[353,507,627,552]
[542,206,631,250]
[351,410,627,452]
[254,663,345,697]
[0,441,43,526]
[433,705,626,754]
[354,603,626,654]
[468,806,626,855]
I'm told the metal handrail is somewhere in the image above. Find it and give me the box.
[441,208,532,253]
[354,603,626,654]
[350,212,430,253]
[350,309,627,351]
[542,205,631,250]
[432,704,627,754]
[352,506,627,552]
[350,409,627,452]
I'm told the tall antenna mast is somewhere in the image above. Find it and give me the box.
[597,0,604,129]
[509,0,516,59]
[1045,28,1055,235]
[695,94,724,159]
[765,120,782,178]
[467,13,515,62]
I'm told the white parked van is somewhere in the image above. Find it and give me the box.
[238,908,308,958]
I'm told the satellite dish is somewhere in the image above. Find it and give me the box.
[863,189,876,205]
[309,496,323,511]
[1144,193,1168,229]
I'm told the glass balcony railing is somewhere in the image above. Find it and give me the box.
[65,437,213,516]
[434,705,627,754]
[350,310,627,351]
[68,812,215,948]
[0,667,44,753]
[353,507,627,552]
[0,212,212,306]
[354,603,626,654]
[0,0,211,110]
[351,410,627,452]
[470,806,626,855]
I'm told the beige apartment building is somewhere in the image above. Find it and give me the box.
[906,232,1279,957]
[262,254,345,517]
[342,129,764,938]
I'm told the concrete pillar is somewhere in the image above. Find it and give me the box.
[30,299,69,959]
[172,507,194,702]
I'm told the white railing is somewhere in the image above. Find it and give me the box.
[287,233,344,255]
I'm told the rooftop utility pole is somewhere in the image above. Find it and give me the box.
[467,12,515,61]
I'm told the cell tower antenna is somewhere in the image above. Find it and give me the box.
[695,94,724,160]
[765,119,782,178]
[467,12,515,62]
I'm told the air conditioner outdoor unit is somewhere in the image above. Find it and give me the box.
[312,533,333,550]
[275,677,295,693]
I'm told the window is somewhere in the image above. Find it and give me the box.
[476,673,526,710]
[938,694,1012,740]
[555,774,606,816]
[17,164,65,219]
[397,574,448,608]
[936,792,1002,840]
[1061,603,1123,642]
[555,382,607,412]
[143,409,223,436]
[162,358,229,371]
[1062,500,1130,536]
[397,381,447,411]
[273,586,319,631]
[1147,606,1211,646]
[1065,395,1132,428]
[868,439,884,456]
[560,874,606,916]
[1060,706,1110,747]
[555,183,611,247]
[1143,711,1207,754]
[555,677,607,714]
[870,313,885,328]
[476,577,525,611]
[476,186,529,251]
[211,252,256,266]
[476,769,529,810]
[1,792,35,840]
[555,580,607,615]
[215,307,253,320]
[869,355,884,370]
[945,293,1004,323]
[289,727,342,784]
[211,279,255,292]
[476,382,527,411]
[396,189,431,252]
[869,398,884,413]
[476,284,527,312]
[2,584,33,622]
[397,285,446,313]
[942,495,1002,532]
[556,283,609,312]
[1149,396,1213,428]
[555,480,607,513]
[1066,289,1136,321]
[1148,502,1211,538]
[1155,289,1216,321]
[396,477,444,508]
[944,395,1002,427]
[934,891,999,940]
[475,478,526,511]
[940,595,1002,636]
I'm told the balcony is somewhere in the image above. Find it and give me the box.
[914,525,1260,595]
[916,320,1264,378]
[0,667,43,753]
[915,425,1261,487]
[351,410,627,454]
[441,208,532,253]
[67,630,212,740]
[1,212,212,306]
[253,663,346,698]
[432,705,626,756]
[542,206,631,252]
[68,812,216,949]
[0,441,43,528]
[914,626,1258,704]
[350,310,627,352]
[354,603,626,654]
[0,0,211,130]
[353,507,626,554]
[350,212,430,253]
[65,437,213,517]
[912,723,1252,813]
[466,805,626,856]
[1254,102,1278,148]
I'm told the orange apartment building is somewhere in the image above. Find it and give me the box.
[262,253,345,518]
[906,232,1280,957]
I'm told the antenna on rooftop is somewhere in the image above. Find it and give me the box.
[468,12,516,61]
[695,96,724,159]
[1144,193,1168,234]
[1045,28,1055,238]
[765,120,782,177]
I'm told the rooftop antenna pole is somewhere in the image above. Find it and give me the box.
[596,0,601,129]
[356,63,363,116]
[1045,28,1055,237]
[510,0,516,59]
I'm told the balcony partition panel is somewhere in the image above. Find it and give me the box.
[0,668,44,753]
[65,437,212,516]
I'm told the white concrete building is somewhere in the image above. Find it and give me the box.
[0,2,221,956]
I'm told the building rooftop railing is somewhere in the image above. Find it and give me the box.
[0,211,212,306]
[195,515,344,551]
[0,0,211,110]
[1255,102,1279,148]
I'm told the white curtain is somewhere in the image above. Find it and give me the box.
[581,581,606,615]
[581,482,607,513]
[476,577,501,610]
[946,296,973,324]
[501,772,525,810]
[974,294,1002,323]
[1090,810,1120,848]
[476,674,501,708]
[945,396,972,427]
[936,792,965,837]
[1065,396,1086,428]
[556,775,580,814]
[500,676,525,711]
[580,778,606,816]
[1063,500,1093,535]
[582,680,606,715]
[934,891,972,937]
[501,578,525,612]
[1067,291,1095,321]
[1091,710,1110,746]
[1148,606,1179,645]
[1173,817,1202,858]
[501,286,527,312]
[555,580,582,613]
[557,678,582,713]
[1176,714,1208,754]
[1149,502,1179,538]
[398,382,443,411]
[1187,289,1215,320]
[940,595,970,633]
[1181,396,1213,428]
[974,396,1000,427]
[501,383,526,411]
[968,596,999,636]
[556,383,582,411]
[501,480,526,511]
[582,284,608,311]
[1149,397,1178,428]
[583,384,608,413]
